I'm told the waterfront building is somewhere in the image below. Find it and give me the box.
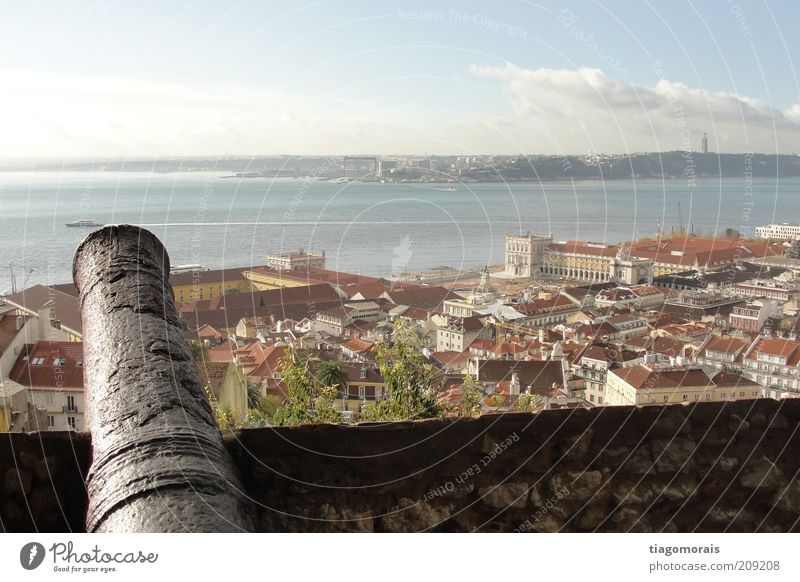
[504,233,553,277]
[266,247,326,272]
[504,234,652,284]
[169,267,254,304]
[755,223,800,240]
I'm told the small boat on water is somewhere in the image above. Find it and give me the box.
[65,219,103,228]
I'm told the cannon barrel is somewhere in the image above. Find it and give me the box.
[73,225,252,532]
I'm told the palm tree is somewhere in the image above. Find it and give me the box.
[314,360,349,396]
[246,379,263,410]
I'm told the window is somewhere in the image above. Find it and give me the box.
[32,357,45,365]
[663,395,669,402]
[76,360,83,368]
[682,394,688,401]
[721,392,726,398]
[358,386,366,399]
[375,387,382,400]
[66,395,76,412]
[706,393,711,400]
[67,416,76,430]
[53,357,66,366]
[47,416,55,428]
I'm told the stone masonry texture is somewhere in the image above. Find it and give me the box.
[2,399,799,532]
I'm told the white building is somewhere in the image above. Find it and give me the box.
[266,247,326,271]
[7,340,85,432]
[436,316,488,352]
[504,233,553,277]
[742,336,800,397]
[756,223,800,240]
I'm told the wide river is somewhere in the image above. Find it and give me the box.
[0,171,797,292]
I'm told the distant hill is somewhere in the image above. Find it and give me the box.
[494,152,800,181]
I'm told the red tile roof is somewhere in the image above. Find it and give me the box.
[9,341,84,389]
[612,365,713,390]
[384,286,462,310]
[702,335,748,355]
[746,337,800,364]
[430,351,470,366]
[342,338,375,354]
[711,371,761,388]
[475,359,564,393]
[4,285,83,336]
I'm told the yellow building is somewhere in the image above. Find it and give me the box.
[242,267,318,291]
[170,267,253,304]
[333,365,386,414]
[606,364,762,406]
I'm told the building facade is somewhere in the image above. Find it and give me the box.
[729,299,782,333]
[504,233,553,277]
[755,223,800,240]
[266,248,326,271]
[504,234,652,284]
[741,337,800,397]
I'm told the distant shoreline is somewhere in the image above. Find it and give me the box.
[2,151,798,181]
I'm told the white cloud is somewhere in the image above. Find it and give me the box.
[2,66,797,157]
[0,70,445,158]
[471,64,800,153]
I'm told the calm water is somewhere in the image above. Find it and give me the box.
[0,171,797,293]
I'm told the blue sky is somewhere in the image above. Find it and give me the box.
[1,0,799,157]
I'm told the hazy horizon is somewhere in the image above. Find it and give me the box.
[1,150,798,165]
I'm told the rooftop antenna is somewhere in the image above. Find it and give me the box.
[677,202,684,234]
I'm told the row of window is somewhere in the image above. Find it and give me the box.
[46,415,77,429]
[647,391,761,404]
[29,356,80,366]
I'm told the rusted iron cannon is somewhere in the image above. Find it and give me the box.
[73,225,252,532]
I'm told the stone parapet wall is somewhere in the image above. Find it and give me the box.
[3,399,800,532]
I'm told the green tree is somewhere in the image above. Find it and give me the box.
[240,394,285,428]
[204,386,237,432]
[516,392,540,412]
[487,391,506,410]
[361,320,442,421]
[314,360,349,394]
[190,340,205,362]
[459,372,483,417]
[313,386,343,424]
[247,380,263,410]
[271,347,314,426]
